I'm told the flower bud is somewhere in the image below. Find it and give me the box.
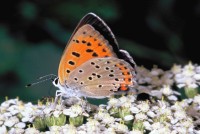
[33,116,46,131]
[69,115,84,127]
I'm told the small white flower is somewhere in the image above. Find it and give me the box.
[193,95,200,105]
[174,63,199,88]
[143,121,151,130]
[194,74,200,80]
[127,95,136,102]
[129,129,143,134]
[161,85,173,96]
[151,122,162,130]
[0,125,7,134]
[147,111,156,118]
[22,116,30,123]
[63,105,83,118]
[112,123,128,133]
[1,99,16,108]
[78,125,87,132]
[124,115,134,121]
[3,112,12,118]
[151,106,159,111]
[156,127,171,134]
[188,126,194,134]
[174,110,186,120]
[21,108,33,117]
[171,64,182,74]
[151,76,162,86]
[86,119,101,133]
[49,126,61,133]
[10,109,19,115]
[43,107,53,115]
[171,130,179,134]
[15,122,26,128]
[171,103,183,111]
[175,127,187,134]
[0,121,3,126]
[94,111,115,124]
[4,116,19,127]
[108,98,119,107]
[77,130,87,134]
[182,62,195,76]
[103,127,116,134]
[149,129,160,134]
[7,105,16,111]
[137,101,150,112]
[62,124,77,134]
[130,107,140,114]
[181,118,193,128]
[0,115,5,121]
[9,128,25,134]
[186,81,198,88]
[119,96,129,105]
[123,101,132,108]
[177,83,186,88]
[160,107,172,116]
[63,108,71,115]
[151,90,163,99]
[193,130,200,134]
[53,110,61,118]
[144,77,152,83]
[168,95,178,101]
[171,118,178,124]
[94,111,107,121]
[195,66,200,73]
[24,127,40,134]
[160,72,174,86]
[179,99,190,108]
[150,67,163,76]
[135,113,147,121]
[102,114,115,124]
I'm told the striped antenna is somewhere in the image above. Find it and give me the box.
[26,74,57,87]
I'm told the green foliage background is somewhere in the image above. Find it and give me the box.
[0,0,199,103]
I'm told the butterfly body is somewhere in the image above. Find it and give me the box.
[53,13,136,99]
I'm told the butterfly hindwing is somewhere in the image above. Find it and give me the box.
[67,57,135,98]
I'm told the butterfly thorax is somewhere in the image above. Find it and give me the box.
[53,77,82,98]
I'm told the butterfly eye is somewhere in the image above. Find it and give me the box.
[53,78,59,85]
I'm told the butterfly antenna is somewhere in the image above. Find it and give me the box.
[38,74,57,80]
[26,74,57,87]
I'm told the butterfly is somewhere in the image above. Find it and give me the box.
[53,13,136,99]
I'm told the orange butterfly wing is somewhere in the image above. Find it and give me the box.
[58,13,119,85]
[58,13,136,92]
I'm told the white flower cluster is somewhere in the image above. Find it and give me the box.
[173,62,200,88]
[0,94,200,133]
[0,63,200,133]
[0,98,44,134]
[136,62,200,99]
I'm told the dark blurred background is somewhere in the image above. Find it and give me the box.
[0,0,200,103]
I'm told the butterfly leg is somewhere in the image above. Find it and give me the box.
[51,90,63,108]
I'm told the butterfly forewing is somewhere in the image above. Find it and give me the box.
[58,24,118,85]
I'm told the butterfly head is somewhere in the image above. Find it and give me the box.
[53,77,71,93]
[53,77,84,99]
[52,77,62,89]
